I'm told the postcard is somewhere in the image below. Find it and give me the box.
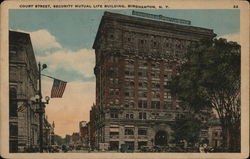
[0,0,249,159]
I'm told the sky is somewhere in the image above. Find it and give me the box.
[9,9,240,137]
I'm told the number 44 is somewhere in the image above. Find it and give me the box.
[233,5,238,8]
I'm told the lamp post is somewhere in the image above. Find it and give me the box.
[32,62,50,153]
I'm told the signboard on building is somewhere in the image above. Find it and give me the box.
[132,10,191,25]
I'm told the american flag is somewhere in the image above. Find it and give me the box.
[17,102,26,112]
[51,79,67,98]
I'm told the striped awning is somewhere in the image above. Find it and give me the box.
[125,125,134,128]
[110,128,119,132]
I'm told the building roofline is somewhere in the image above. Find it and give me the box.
[9,30,39,75]
[92,11,216,49]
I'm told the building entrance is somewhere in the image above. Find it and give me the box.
[155,131,167,146]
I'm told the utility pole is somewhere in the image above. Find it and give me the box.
[38,62,43,153]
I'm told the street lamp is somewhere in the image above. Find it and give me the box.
[31,62,49,153]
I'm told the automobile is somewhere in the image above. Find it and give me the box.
[139,146,152,152]
[61,145,68,152]
[51,145,60,152]
[76,145,82,150]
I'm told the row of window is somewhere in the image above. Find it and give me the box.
[108,57,172,70]
[111,112,147,120]
[124,70,172,79]
[110,128,147,136]
[109,99,172,108]
[124,90,171,98]
[110,111,175,121]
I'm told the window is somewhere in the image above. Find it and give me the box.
[138,129,147,135]
[152,82,160,89]
[110,112,118,118]
[109,89,114,96]
[125,91,134,97]
[124,101,134,108]
[110,126,119,136]
[110,78,119,85]
[151,72,160,78]
[138,100,147,108]
[115,99,119,104]
[164,73,172,80]
[128,81,135,87]
[125,128,134,135]
[10,124,18,136]
[164,91,171,99]
[164,101,172,109]
[125,70,134,77]
[110,131,119,136]
[139,112,147,119]
[138,70,147,77]
[138,81,147,88]
[165,64,172,70]
[151,101,160,109]
[138,141,147,149]
[125,59,134,66]
[164,81,171,89]
[138,91,147,98]
[152,91,160,98]
[214,132,218,137]
[9,88,17,117]
[139,61,148,67]
[126,113,134,119]
[114,90,119,96]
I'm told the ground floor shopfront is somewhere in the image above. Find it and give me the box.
[96,122,173,152]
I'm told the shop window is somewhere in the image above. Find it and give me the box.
[139,112,147,119]
[138,129,147,135]
[110,112,118,118]
[125,128,134,135]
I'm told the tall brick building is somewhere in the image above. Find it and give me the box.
[92,12,215,151]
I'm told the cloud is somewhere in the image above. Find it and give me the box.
[218,32,240,44]
[37,49,95,79]
[42,79,95,137]
[16,29,62,55]
[14,29,96,136]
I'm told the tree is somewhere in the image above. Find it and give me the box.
[171,38,240,152]
[54,134,64,145]
[172,115,202,146]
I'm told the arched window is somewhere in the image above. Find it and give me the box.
[9,88,17,117]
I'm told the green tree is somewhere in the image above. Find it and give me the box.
[171,38,240,152]
[172,115,202,146]
[54,134,64,145]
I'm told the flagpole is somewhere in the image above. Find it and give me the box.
[41,74,67,83]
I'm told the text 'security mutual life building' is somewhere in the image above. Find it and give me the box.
[91,11,216,151]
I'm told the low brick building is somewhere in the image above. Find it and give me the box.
[9,31,40,152]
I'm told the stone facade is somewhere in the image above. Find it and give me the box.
[208,118,223,149]
[92,12,216,151]
[9,31,40,152]
[89,104,98,149]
